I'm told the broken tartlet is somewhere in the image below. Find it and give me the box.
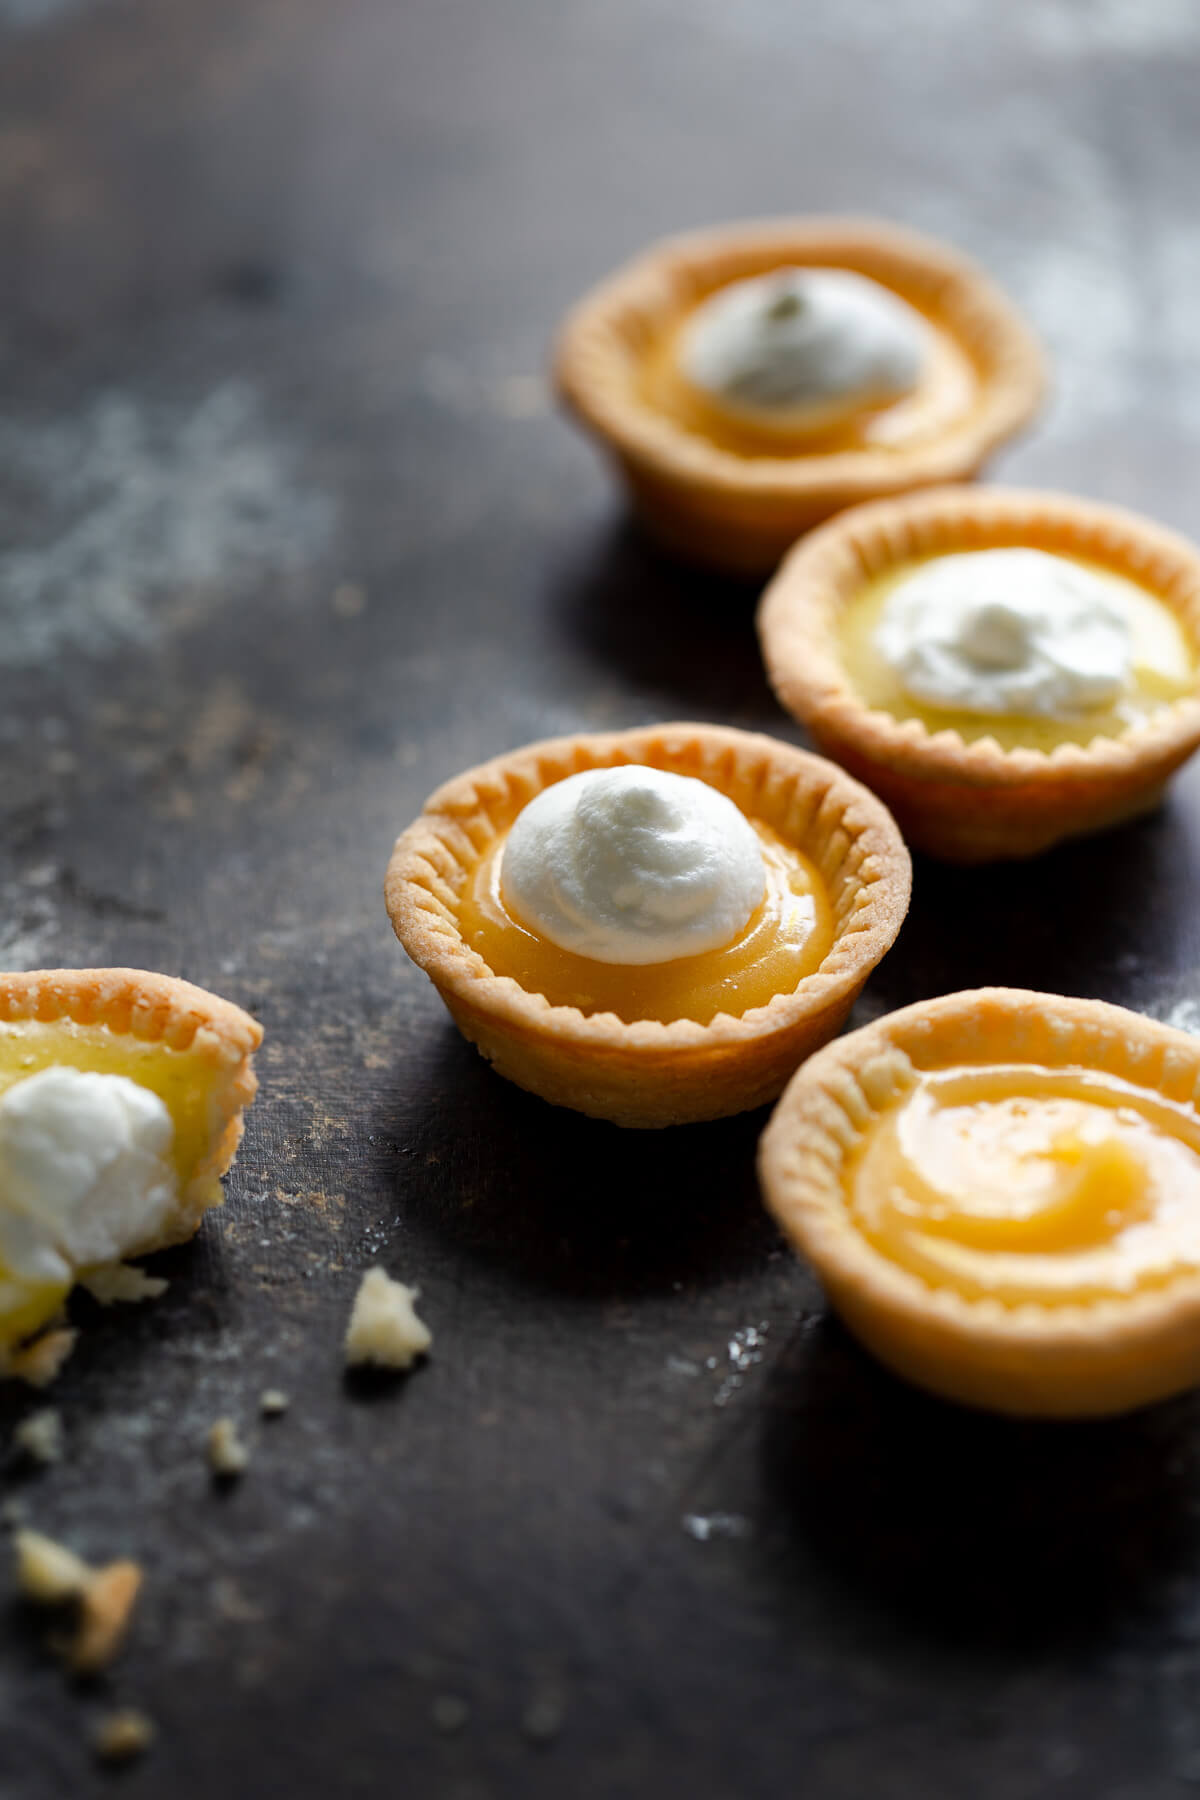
[758,486,1200,861]
[760,987,1200,1417]
[385,723,910,1128]
[555,216,1044,573]
[0,968,260,1379]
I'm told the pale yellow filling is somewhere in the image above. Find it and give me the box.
[0,1022,223,1349]
[839,554,1196,751]
[458,819,834,1026]
[640,294,975,458]
[847,1063,1200,1304]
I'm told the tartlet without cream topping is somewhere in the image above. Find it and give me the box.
[760,988,1200,1417]
[385,724,910,1128]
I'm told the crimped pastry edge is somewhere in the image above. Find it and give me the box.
[759,986,1200,1416]
[554,216,1045,570]
[757,485,1200,859]
[0,968,262,1246]
[385,723,911,1127]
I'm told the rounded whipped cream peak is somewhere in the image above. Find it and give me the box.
[875,548,1134,718]
[500,765,766,966]
[680,267,926,418]
[0,1067,178,1285]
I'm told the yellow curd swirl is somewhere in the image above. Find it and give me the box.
[847,1063,1200,1305]
[457,821,834,1026]
[839,555,1196,752]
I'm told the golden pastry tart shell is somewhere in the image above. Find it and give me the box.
[0,968,261,1251]
[760,987,1200,1417]
[555,217,1045,575]
[385,724,911,1129]
[758,486,1200,861]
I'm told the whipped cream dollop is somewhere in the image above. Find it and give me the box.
[875,549,1136,717]
[501,766,766,966]
[0,1068,177,1287]
[680,267,926,424]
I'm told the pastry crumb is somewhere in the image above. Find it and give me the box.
[521,1690,566,1744]
[14,1407,64,1465]
[431,1694,469,1733]
[207,1417,250,1477]
[13,1529,143,1670]
[71,1560,144,1674]
[14,1527,92,1603]
[92,1707,155,1763]
[344,1267,432,1370]
[259,1388,289,1416]
[332,581,367,618]
[10,1328,78,1388]
[80,1264,169,1305]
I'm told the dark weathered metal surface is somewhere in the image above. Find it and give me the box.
[3,1,1200,1794]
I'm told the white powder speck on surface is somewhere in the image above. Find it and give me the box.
[615,0,1200,57]
[0,883,60,972]
[0,384,333,667]
[0,0,105,27]
[1156,999,1200,1037]
[682,1512,753,1543]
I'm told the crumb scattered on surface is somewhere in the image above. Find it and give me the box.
[210,1574,265,1623]
[92,1708,155,1763]
[12,1530,142,1671]
[344,1267,432,1370]
[259,1388,289,1416]
[207,1417,250,1477]
[14,1528,92,1603]
[1,1497,29,1529]
[81,1265,169,1305]
[71,1561,144,1674]
[522,1691,567,1744]
[10,1328,78,1388]
[431,1694,470,1733]
[331,581,366,617]
[14,1408,63,1465]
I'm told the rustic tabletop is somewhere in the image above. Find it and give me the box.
[4,1,1200,1795]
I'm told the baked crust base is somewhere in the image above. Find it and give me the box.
[0,967,261,1249]
[555,217,1045,574]
[757,486,1200,861]
[759,987,1200,1417]
[386,724,911,1128]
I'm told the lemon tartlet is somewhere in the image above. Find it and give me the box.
[0,968,260,1375]
[760,987,1200,1417]
[555,217,1044,574]
[758,486,1200,861]
[385,724,910,1128]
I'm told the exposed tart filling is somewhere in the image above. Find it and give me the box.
[0,1018,241,1354]
[460,773,833,1026]
[643,267,973,458]
[847,1061,1200,1306]
[842,548,1195,752]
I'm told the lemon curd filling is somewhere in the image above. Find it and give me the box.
[840,554,1196,752]
[0,1022,217,1198]
[640,298,976,459]
[0,1022,221,1350]
[458,821,834,1026]
[847,1063,1200,1306]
